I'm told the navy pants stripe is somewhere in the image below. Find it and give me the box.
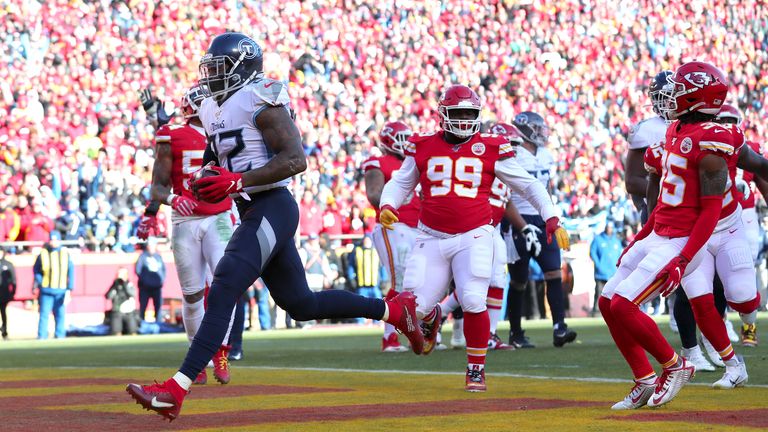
[180,189,385,380]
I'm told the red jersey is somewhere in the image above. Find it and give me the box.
[736,140,761,209]
[362,153,421,228]
[650,121,743,237]
[155,124,232,216]
[405,131,514,234]
[489,177,510,226]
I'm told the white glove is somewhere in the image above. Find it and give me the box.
[736,178,750,200]
[521,224,542,257]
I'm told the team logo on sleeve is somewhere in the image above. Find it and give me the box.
[471,143,486,155]
[680,137,693,154]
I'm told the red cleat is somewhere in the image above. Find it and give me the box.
[386,292,424,354]
[421,305,442,355]
[382,332,408,352]
[126,379,187,421]
[194,369,207,385]
[213,345,231,384]
[465,366,487,392]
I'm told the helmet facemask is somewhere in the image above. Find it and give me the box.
[181,85,208,119]
[199,53,262,103]
[439,106,481,139]
[381,129,412,156]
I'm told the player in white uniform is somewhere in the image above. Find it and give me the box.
[505,111,576,348]
[128,33,425,420]
[137,86,237,385]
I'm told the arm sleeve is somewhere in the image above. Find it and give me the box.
[494,158,557,221]
[380,156,420,209]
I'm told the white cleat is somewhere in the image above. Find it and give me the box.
[700,336,726,368]
[724,319,739,343]
[682,347,715,372]
[646,358,695,408]
[713,356,748,389]
[611,381,656,410]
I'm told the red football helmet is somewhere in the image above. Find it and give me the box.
[181,85,207,119]
[661,61,728,120]
[437,84,482,138]
[489,122,524,145]
[716,103,742,126]
[379,121,412,156]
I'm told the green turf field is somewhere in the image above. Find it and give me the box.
[2,314,766,385]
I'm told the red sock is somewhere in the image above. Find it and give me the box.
[610,295,676,366]
[384,299,402,325]
[464,311,490,366]
[690,294,735,361]
[599,296,655,380]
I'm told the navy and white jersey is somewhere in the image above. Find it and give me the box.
[509,146,555,216]
[627,116,667,151]
[198,78,293,194]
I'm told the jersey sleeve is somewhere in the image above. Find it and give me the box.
[249,79,291,121]
[628,121,650,150]
[155,125,172,145]
[644,143,663,175]
[361,156,381,174]
[380,156,420,210]
[698,124,745,158]
[494,157,557,221]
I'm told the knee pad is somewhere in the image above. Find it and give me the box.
[460,291,487,314]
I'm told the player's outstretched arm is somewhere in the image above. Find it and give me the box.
[737,144,768,183]
[494,158,557,221]
[380,157,419,210]
[243,106,307,186]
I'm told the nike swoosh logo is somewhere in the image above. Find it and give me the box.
[631,392,645,404]
[651,389,667,405]
[474,235,482,239]
[229,181,235,190]
[264,82,275,88]
[151,396,174,409]
[714,129,726,134]
[729,228,737,234]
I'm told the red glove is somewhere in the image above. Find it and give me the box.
[655,255,689,297]
[136,215,158,240]
[170,194,198,217]
[192,165,244,203]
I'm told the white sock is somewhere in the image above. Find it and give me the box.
[182,297,205,343]
[740,310,757,326]
[173,372,193,391]
[489,308,501,334]
[441,293,460,316]
[637,374,657,386]
[681,345,703,358]
[383,322,396,338]
[723,356,740,367]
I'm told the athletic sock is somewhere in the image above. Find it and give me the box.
[610,295,676,367]
[464,311,490,366]
[599,296,655,379]
[487,286,504,334]
[690,294,735,361]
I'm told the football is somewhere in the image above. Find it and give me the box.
[193,165,220,181]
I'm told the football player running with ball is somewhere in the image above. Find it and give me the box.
[137,85,238,386]
[127,32,425,421]
[379,85,569,392]
[600,61,741,410]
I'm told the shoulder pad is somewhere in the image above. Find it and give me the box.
[249,78,290,107]
[480,133,509,146]
[698,123,744,156]
[409,132,436,143]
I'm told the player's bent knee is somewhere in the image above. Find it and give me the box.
[460,292,487,314]
[510,281,526,292]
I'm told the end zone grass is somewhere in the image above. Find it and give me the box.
[1,315,767,431]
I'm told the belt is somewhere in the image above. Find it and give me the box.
[233,187,287,205]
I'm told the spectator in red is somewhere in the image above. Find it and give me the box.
[299,190,323,237]
[344,204,365,237]
[321,195,344,237]
[23,200,54,244]
[0,195,20,242]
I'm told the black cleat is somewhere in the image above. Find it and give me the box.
[553,325,577,347]
[509,330,535,349]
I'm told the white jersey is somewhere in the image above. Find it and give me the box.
[509,146,555,215]
[628,116,667,151]
[198,78,292,194]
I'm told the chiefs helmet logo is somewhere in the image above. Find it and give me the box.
[381,126,393,136]
[684,72,713,88]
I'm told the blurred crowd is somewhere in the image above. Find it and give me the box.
[1,0,767,251]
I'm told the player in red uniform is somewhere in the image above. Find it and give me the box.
[379,85,569,391]
[137,85,237,385]
[599,62,736,409]
[363,121,421,352]
[715,104,768,347]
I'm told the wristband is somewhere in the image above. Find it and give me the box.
[166,194,178,206]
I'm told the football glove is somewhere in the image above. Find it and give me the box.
[191,165,244,203]
[139,87,157,114]
[379,205,399,230]
[545,217,570,250]
[521,224,542,257]
[136,215,158,240]
[655,255,689,297]
[735,178,750,200]
[169,194,198,217]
